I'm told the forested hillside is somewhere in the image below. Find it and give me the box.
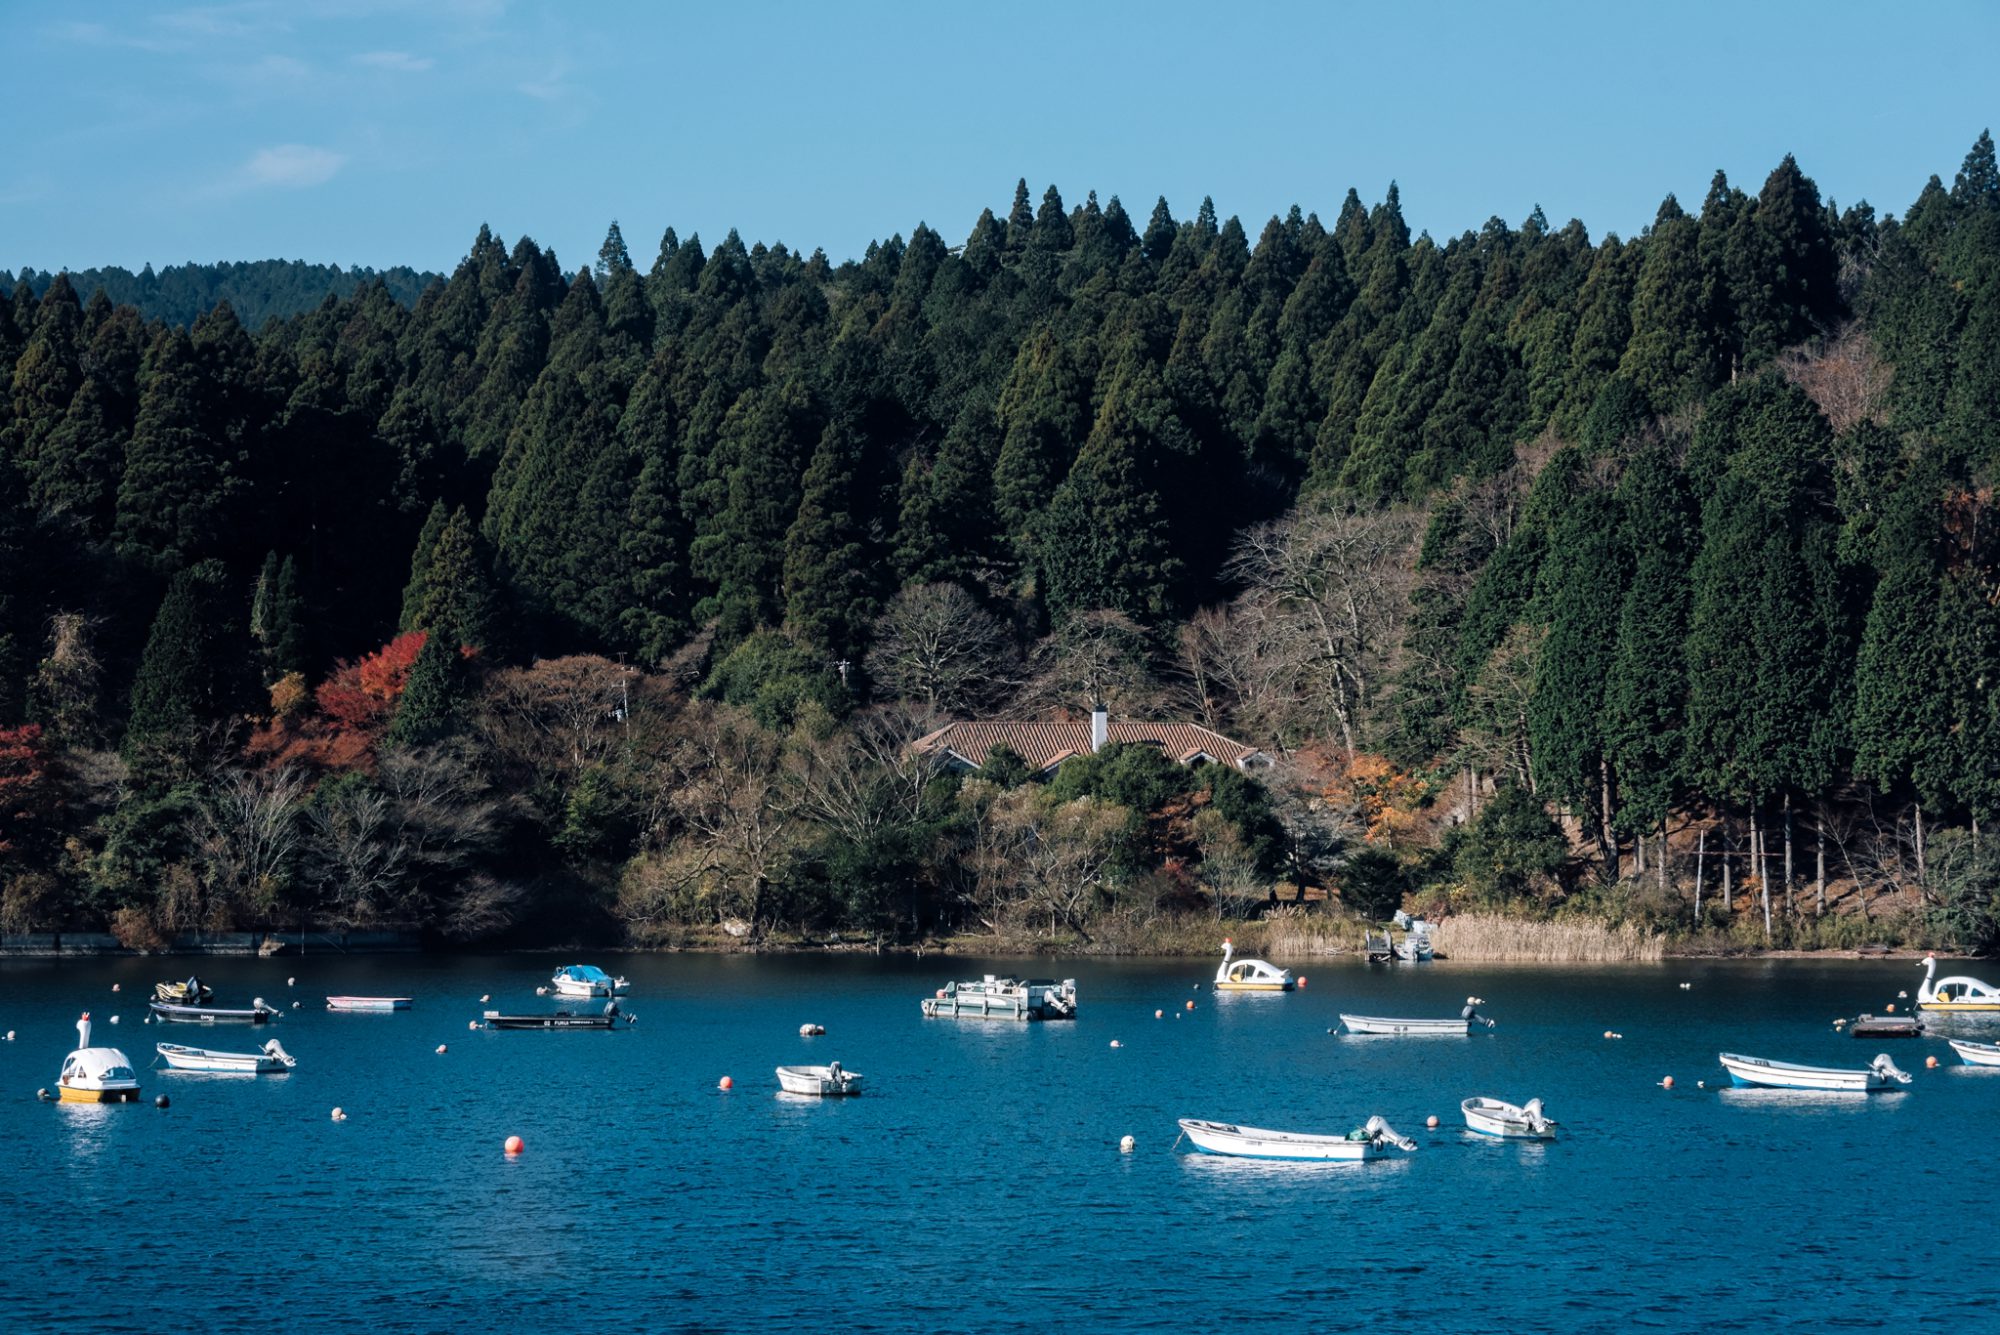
[14,260,438,329]
[2,134,1997,951]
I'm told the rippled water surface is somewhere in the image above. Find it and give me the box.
[3,951,1995,1331]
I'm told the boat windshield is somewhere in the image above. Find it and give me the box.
[102,1066,135,1081]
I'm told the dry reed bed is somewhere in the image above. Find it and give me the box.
[1430,914,1665,963]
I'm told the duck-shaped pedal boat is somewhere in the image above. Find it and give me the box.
[1916,954,2000,1013]
[1212,939,1294,993]
[57,1013,140,1104]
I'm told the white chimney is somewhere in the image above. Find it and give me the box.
[1090,703,1108,753]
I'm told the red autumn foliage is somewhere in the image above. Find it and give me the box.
[0,724,53,855]
[244,632,429,774]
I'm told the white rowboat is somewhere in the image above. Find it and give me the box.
[1341,1001,1493,1035]
[156,1039,296,1074]
[776,1063,863,1096]
[325,996,412,1012]
[1462,1096,1557,1139]
[1948,1039,2000,1067]
[1718,1051,1911,1092]
[1176,1117,1417,1161]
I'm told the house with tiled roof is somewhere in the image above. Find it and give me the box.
[912,705,1270,777]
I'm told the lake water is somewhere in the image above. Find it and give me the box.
[1,951,1993,1332]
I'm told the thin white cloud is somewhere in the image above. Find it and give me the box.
[353,50,434,73]
[516,60,570,102]
[241,144,347,188]
[47,19,189,53]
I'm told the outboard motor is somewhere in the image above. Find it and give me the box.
[262,1039,293,1065]
[1869,1054,1911,1084]
[1522,1098,1552,1134]
[1363,1116,1418,1152]
[1462,998,1496,1028]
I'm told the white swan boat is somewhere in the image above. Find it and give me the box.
[1462,1096,1556,1139]
[1718,1052,1912,1092]
[1176,1116,1417,1162]
[1916,954,2000,1013]
[1342,1000,1493,1036]
[776,1062,863,1096]
[1212,939,1294,993]
[1948,1039,2000,1067]
[550,964,629,998]
[326,996,411,1012]
[157,1039,296,1074]
[56,1014,140,1104]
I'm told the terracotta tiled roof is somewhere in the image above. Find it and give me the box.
[911,719,1266,774]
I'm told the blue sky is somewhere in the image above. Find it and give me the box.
[11,0,1998,276]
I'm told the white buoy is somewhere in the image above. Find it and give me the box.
[4,1030,13,1041]
[1119,1135,1135,1153]
[331,1107,347,1121]
[292,1001,301,1009]
[112,983,120,992]
[288,977,296,986]
[1425,1114,1439,1128]
[480,994,490,1003]
[436,1044,448,1054]
[108,1015,119,1025]
[535,986,548,996]
[1109,1039,1122,1048]
[468,1020,479,1030]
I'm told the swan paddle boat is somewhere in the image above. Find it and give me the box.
[776,1062,864,1096]
[1719,1052,1912,1092]
[157,1039,296,1074]
[1176,1116,1417,1162]
[56,1014,140,1104]
[1948,1038,2000,1067]
[550,964,629,998]
[326,996,412,1012]
[1462,1096,1557,1139]
[1915,954,2000,1013]
[1212,939,1294,993]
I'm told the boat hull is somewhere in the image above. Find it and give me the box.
[1213,980,1294,993]
[57,1084,140,1103]
[1461,1098,1556,1139]
[1177,1119,1387,1161]
[775,1065,863,1096]
[156,1044,291,1073]
[1948,1039,2000,1067]
[482,1011,632,1030]
[325,997,411,1012]
[1340,1014,1469,1036]
[1917,1000,2000,1013]
[148,1002,274,1024]
[1718,1052,1905,1092]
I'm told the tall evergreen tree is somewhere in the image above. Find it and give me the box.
[124,560,246,781]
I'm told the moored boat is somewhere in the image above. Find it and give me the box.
[1948,1038,2000,1067]
[776,1062,863,1096]
[1846,1012,1923,1038]
[156,1039,296,1074]
[325,996,413,1012]
[149,996,278,1024]
[1213,939,1294,993]
[1342,1000,1493,1036]
[1176,1116,1417,1162]
[550,964,628,998]
[1392,911,1435,962]
[1916,954,2000,1013]
[921,975,1076,1020]
[57,1014,140,1104]
[1718,1051,1911,1092]
[482,1006,634,1030]
[1462,1096,1556,1139]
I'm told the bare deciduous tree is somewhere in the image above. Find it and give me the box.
[1781,324,1892,436]
[32,612,105,747]
[647,703,799,932]
[1226,501,1418,758]
[196,765,309,920]
[868,583,1016,714]
[1013,608,1164,716]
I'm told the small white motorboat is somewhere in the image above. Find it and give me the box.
[1342,1000,1493,1036]
[1916,954,2000,1013]
[325,996,412,1012]
[1176,1116,1417,1162]
[550,964,629,998]
[1212,939,1294,993]
[776,1062,864,1096]
[55,1014,140,1104]
[1392,911,1435,962]
[1462,1096,1557,1139]
[1948,1039,2000,1067]
[922,976,1077,1020]
[1719,1051,1912,1092]
[157,1039,296,1074]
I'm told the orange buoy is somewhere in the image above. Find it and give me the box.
[1661,1076,1674,1089]
[718,1075,733,1091]
[1425,1114,1438,1128]
[504,1135,524,1155]
[1926,1055,1939,1069]
[1886,1003,1895,1013]
[1185,1000,1195,1011]
[1298,977,1308,989]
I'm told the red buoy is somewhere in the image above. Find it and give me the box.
[504,1135,524,1155]
[719,1075,734,1091]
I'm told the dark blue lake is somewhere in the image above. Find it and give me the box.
[2,951,1993,1332]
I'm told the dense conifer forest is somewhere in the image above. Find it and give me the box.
[14,260,439,330]
[2,135,1997,952]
